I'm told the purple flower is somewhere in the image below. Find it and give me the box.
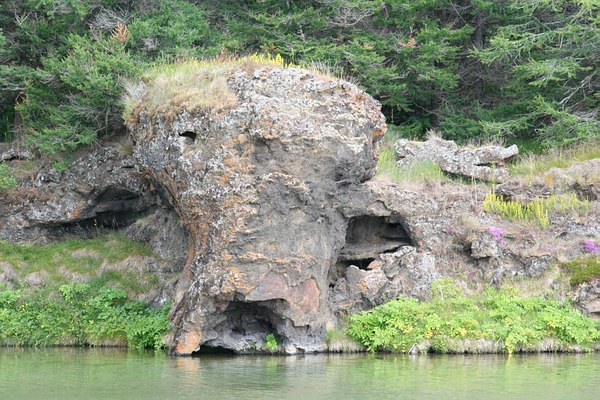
[488,226,507,245]
[582,240,600,254]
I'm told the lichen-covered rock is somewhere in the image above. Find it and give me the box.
[395,137,518,182]
[0,143,158,243]
[129,66,389,354]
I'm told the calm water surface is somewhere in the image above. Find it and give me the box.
[1,349,599,399]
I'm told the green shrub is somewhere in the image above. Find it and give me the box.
[0,283,170,350]
[0,163,17,190]
[264,332,280,352]
[347,279,600,354]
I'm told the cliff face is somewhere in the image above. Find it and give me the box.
[2,65,597,355]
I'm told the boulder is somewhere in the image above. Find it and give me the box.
[395,137,518,182]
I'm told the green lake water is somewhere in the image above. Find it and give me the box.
[1,349,599,399]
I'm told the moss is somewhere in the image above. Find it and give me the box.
[560,256,600,286]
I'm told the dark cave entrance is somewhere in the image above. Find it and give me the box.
[329,215,413,284]
[192,300,285,355]
[339,215,412,265]
[38,186,151,239]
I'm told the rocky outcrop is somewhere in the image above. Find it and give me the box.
[127,65,599,354]
[395,137,518,182]
[128,66,390,354]
[0,142,187,303]
[0,143,157,243]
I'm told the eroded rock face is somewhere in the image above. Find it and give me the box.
[395,137,518,182]
[129,67,390,354]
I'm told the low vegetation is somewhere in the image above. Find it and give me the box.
[0,234,171,350]
[0,163,17,190]
[561,256,600,286]
[347,279,600,354]
[0,283,169,350]
[0,233,159,295]
[483,193,590,229]
[376,146,445,183]
[123,53,294,124]
[510,142,600,179]
[264,333,280,352]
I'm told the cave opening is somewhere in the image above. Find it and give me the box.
[192,300,285,354]
[194,346,235,356]
[338,215,412,264]
[38,186,151,239]
[329,215,412,284]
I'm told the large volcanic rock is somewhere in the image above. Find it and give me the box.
[128,66,390,354]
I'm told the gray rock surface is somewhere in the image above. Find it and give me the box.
[129,67,388,354]
[395,137,518,182]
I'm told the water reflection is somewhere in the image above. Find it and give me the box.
[1,349,599,400]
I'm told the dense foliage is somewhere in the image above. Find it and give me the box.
[1,0,598,155]
[0,283,169,350]
[347,279,600,354]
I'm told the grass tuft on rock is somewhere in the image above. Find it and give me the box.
[122,53,299,124]
[561,256,600,286]
[347,278,600,354]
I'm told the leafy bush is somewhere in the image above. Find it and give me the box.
[347,279,600,354]
[264,332,280,352]
[0,162,17,190]
[0,283,170,350]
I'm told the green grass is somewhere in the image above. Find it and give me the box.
[560,256,600,286]
[483,192,589,229]
[376,146,445,183]
[0,234,170,349]
[510,140,600,178]
[347,278,600,354]
[0,233,159,295]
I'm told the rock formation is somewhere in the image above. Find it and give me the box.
[127,66,393,354]
[125,65,599,354]
[395,137,518,182]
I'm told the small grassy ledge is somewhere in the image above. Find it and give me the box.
[347,279,600,354]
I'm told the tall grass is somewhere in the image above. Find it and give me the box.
[483,192,589,228]
[376,147,445,183]
[510,141,600,178]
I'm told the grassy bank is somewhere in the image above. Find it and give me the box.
[0,234,171,350]
[0,283,169,350]
[347,279,600,354]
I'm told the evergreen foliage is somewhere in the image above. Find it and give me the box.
[0,1,598,154]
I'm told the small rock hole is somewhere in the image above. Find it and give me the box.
[179,131,197,142]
